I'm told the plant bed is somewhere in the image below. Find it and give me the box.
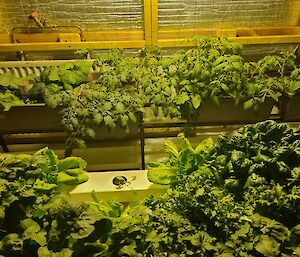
[69,170,167,203]
[0,104,63,134]
[0,104,141,140]
[187,97,274,124]
[2,121,300,256]
[281,95,300,121]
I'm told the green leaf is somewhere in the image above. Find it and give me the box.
[104,115,116,129]
[170,77,178,87]
[195,187,205,197]
[164,86,172,96]
[195,138,214,153]
[86,128,96,138]
[128,112,137,123]
[145,86,152,95]
[169,64,177,75]
[65,168,84,176]
[147,165,177,185]
[58,62,74,72]
[32,208,47,219]
[119,245,138,256]
[33,179,57,191]
[76,173,89,184]
[243,99,254,110]
[268,90,279,102]
[255,235,280,256]
[162,106,169,117]
[74,61,91,75]
[293,247,300,256]
[38,247,73,257]
[20,219,41,232]
[24,230,47,247]
[34,147,59,169]
[120,114,129,127]
[177,133,193,151]
[220,83,229,91]
[191,94,202,109]
[176,92,190,105]
[163,140,179,157]
[57,172,78,184]
[94,113,103,124]
[0,72,20,89]
[179,80,189,86]
[0,92,24,111]
[60,70,86,86]
[218,253,235,257]
[116,102,125,113]
[103,102,113,112]
[49,68,60,82]
[151,104,159,117]
[58,157,87,171]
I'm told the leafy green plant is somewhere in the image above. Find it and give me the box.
[0,91,24,111]
[43,83,144,156]
[2,121,300,256]
[0,72,34,111]
[0,148,114,257]
[75,48,91,59]
[100,202,216,257]
[147,133,215,185]
[93,48,144,92]
[141,37,281,120]
[244,51,296,109]
[146,121,300,256]
[28,61,91,101]
[281,65,300,96]
[217,121,300,225]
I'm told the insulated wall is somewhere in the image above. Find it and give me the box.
[0,0,297,32]
[158,0,293,30]
[0,0,299,61]
[0,0,143,32]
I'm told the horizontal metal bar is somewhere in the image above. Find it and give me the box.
[0,40,146,52]
[157,35,300,48]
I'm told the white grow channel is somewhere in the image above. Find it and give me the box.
[69,170,167,203]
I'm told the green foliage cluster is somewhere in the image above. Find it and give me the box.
[36,50,145,154]
[93,48,144,92]
[0,72,33,111]
[39,61,91,91]
[146,120,300,256]
[27,61,91,103]
[46,83,144,156]
[0,149,115,257]
[2,38,300,154]
[141,38,293,119]
[1,121,300,256]
[244,51,297,109]
[141,38,245,119]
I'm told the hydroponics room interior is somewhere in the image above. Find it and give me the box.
[1,1,300,256]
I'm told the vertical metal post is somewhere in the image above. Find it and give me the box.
[151,0,158,46]
[143,0,152,46]
[139,113,146,170]
[0,134,9,152]
[290,1,300,26]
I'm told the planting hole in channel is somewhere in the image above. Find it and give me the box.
[112,176,128,186]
